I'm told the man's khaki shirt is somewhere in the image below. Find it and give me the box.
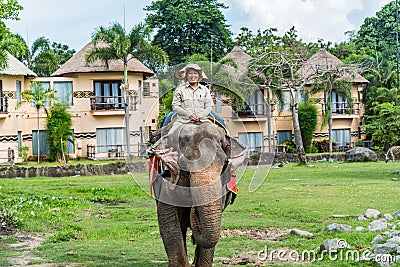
[172,82,214,123]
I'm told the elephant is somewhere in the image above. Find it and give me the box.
[150,121,247,267]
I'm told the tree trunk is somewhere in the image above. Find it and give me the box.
[123,65,131,160]
[291,90,307,164]
[266,87,273,153]
[37,108,40,163]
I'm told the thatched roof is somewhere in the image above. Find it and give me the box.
[51,42,154,77]
[1,52,36,76]
[223,44,251,74]
[297,48,369,84]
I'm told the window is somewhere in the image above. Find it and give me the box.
[0,80,3,112]
[327,91,348,114]
[32,130,49,155]
[332,129,350,149]
[215,91,222,113]
[250,90,265,115]
[65,130,75,154]
[18,131,22,154]
[143,81,150,97]
[54,81,73,105]
[16,80,21,103]
[138,80,143,103]
[32,130,74,155]
[36,82,51,106]
[96,128,125,153]
[238,132,262,153]
[94,81,123,109]
[277,130,292,145]
[277,90,291,111]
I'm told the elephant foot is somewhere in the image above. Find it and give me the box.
[192,245,215,267]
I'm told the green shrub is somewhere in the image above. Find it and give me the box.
[312,139,337,153]
[280,140,295,153]
[298,103,318,153]
[355,140,364,147]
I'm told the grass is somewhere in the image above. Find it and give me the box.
[0,161,400,266]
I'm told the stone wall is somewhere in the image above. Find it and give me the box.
[247,153,346,165]
[0,161,148,179]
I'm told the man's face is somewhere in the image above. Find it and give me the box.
[187,69,199,84]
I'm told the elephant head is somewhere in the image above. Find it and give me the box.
[151,122,247,252]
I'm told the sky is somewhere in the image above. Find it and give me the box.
[6,0,393,52]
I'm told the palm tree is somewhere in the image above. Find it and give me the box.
[17,82,55,163]
[86,22,168,159]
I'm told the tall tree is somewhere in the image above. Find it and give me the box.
[246,27,313,164]
[46,104,73,163]
[144,0,233,65]
[86,22,168,158]
[17,82,55,163]
[0,0,22,70]
[7,35,75,76]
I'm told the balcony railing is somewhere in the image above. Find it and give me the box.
[87,143,147,160]
[232,103,266,118]
[0,97,8,113]
[0,147,14,165]
[321,102,361,115]
[90,96,124,111]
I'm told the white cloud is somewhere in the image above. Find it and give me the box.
[225,0,392,43]
[6,0,394,51]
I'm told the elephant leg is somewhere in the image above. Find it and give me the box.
[157,200,190,267]
[192,245,215,267]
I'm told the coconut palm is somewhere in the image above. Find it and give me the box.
[86,22,168,159]
[17,81,55,163]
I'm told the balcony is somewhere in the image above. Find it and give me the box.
[87,143,147,160]
[90,95,124,111]
[232,103,267,119]
[0,97,9,117]
[321,102,361,116]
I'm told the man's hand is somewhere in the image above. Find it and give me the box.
[189,114,200,122]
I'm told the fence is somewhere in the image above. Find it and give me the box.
[86,143,147,160]
[0,147,14,165]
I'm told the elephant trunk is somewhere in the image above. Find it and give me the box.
[190,200,222,248]
[190,163,223,249]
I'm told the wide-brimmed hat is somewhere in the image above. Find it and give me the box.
[175,63,209,82]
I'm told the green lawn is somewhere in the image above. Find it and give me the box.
[1,161,400,266]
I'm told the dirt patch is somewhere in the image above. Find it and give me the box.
[0,231,72,267]
[216,247,309,266]
[217,229,309,266]
[220,228,289,241]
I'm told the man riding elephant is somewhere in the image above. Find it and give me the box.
[149,63,247,267]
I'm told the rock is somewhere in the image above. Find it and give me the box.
[320,238,349,252]
[382,230,400,238]
[345,147,377,162]
[289,229,313,238]
[355,226,364,231]
[369,219,388,231]
[386,236,400,245]
[383,214,394,221]
[325,223,352,233]
[358,215,368,221]
[365,209,381,219]
[373,243,399,254]
[372,234,385,244]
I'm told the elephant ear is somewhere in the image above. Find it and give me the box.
[150,136,180,185]
[225,135,247,168]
